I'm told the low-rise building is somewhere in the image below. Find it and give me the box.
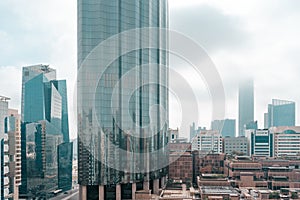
[270,126,300,157]
[169,143,193,183]
[199,186,239,200]
[192,130,222,153]
[223,136,249,156]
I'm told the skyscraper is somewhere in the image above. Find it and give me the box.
[238,79,254,136]
[20,65,71,198]
[267,99,295,128]
[77,1,169,199]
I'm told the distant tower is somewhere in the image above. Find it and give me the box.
[267,99,295,128]
[238,79,254,136]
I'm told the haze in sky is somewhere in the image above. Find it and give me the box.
[1,0,300,139]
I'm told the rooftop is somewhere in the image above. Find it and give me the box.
[0,95,10,101]
[200,186,239,195]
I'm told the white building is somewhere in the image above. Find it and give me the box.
[191,130,222,153]
[245,129,273,157]
[270,126,300,157]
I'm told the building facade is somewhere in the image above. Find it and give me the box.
[0,96,9,200]
[4,109,21,200]
[58,142,73,192]
[223,136,249,156]
[192,130,222,153]
[238,79,254,136]
[211,119,236,138]
[246,129,273,157]
[20,65,71,198]
[77,1,169,199]
[169,143,193,183]
[270,126,300,157]
[267,99,295,128]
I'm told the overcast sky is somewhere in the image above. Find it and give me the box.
[1,0,300,139]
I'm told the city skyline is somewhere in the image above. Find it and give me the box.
[1,0,300,140]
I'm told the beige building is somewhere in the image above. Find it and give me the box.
[5,109,22,200]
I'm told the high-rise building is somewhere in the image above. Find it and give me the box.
[5,109,21,200]
[191,130,223,153]
[0,96,9,200]
[211,119,236,138]
[58,142,73,192]
[20,65,71,198]
[77,1,169,199]
[238,79,254,136]
[245,129,273,157]
[267,99,295,128]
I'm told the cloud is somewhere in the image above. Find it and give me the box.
[170,4,249,53]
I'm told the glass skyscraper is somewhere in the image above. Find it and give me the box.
[267,99,295,128]
[238,79,254,136]
[20,65,72,198]
[211,119,236,137]
[77,1,169,199]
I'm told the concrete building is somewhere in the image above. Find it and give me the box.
[267,99,295,128]
[192,130,222,154]
[238,79,254,136]
[77,1,169,199]
[168,128,179,143]
[199,186,239,200]
[270,126,300,157]
[169,143,193,183]
[4,109,21,200]
[0,96,9,200]
[224,157,300,190]
[223,137,249,156]
[246,129,273,157]
[211,119,236,138]
[224,157,267,188]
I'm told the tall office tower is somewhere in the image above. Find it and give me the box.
[78,1,169,199]
[0,96,9,200]
[238,79,254,136]
[4,109,21,200]
[211,119,236,137]
[267,99,295,128]
[20,65,71,198]
[21,64,56,121]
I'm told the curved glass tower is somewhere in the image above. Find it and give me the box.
[77,1,169,199]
